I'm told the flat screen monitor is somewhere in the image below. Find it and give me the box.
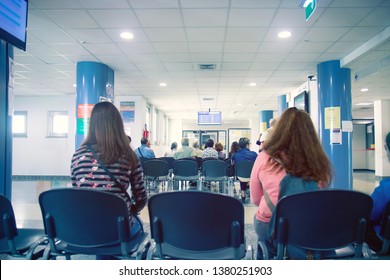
[198,111,222,125]
[0,0,28,51]
[294,91,309,113]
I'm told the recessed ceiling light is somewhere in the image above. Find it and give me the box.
[120,32,134,40]
[72,83,77,88]
[278,31,291,39]
[249,82,257,87]
[355,102,373,106]
[361,88,369,92]
[159,82,167,87]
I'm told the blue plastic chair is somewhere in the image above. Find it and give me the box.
[201,159,228,193]
[172,159,200,190]
[259,189,373,260]
[39,188,149,260]
[143,159,172,192]
[147,191,246,259]
[0,194,46,259]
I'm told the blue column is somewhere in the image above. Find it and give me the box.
[0,41,13,198]
[278,95,288,115]
[259,110,274,133]
[76,62,114,148]
[317,60,352,189]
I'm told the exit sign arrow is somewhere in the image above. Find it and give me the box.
[305,0,317,21]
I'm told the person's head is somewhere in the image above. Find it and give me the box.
[230,141,239,153]
[193,141,200,149]
[140,137,148,145]
[181,137,189,147]
[238,137,250,149]
[171,142,178,150]
[215,142,224,152]
[263,107,332,186]
[385,132,390,161]
[269,118,276,127]
[205,139,214,148]
[82,102,138,167]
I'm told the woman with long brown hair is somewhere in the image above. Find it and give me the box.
[250,107,332,256]
[71,101,147,240]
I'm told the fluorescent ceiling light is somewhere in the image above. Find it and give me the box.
[159,82,167,87]
[120,32,134,40]
[278,31,291,39]
[249,82,256,87]
[355,102,373,106]
[360,88,369,92]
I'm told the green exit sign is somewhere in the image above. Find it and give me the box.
[305,0,317,21]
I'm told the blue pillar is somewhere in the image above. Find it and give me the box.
[259,110,274,133]
[317,60,352,189]
[0,41,13,199]
[76,62,114,148]
[278,95,288,115]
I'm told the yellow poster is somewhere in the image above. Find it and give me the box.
[324,107,341,129]
[260,122,267,133]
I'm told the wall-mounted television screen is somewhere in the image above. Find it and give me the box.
[294,91,309,113]
[198,111,222,125]
[0,0,28,51]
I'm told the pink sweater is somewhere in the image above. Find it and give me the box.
[250,151,286,223]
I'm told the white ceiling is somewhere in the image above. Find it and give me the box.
[12,0,390,123]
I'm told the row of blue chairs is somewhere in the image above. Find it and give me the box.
[2,188,389,260]
[141,157,254,195]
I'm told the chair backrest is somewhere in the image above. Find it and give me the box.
[380,200,390,237]
[234,160,254,179]
[202,159,227,177]
[148,191,245,259]
[274,190,372,252]
[39,188,130,248]
[0,194,18,241]
[143,159,169,177]
[172,159,198,177]
[159,157,175,170]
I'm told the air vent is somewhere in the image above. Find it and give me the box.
[198,64,216,70]
[202,97,215,101]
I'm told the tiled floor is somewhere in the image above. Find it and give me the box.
[3,171,381,260]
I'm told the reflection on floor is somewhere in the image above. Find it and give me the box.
[3,171,379,260]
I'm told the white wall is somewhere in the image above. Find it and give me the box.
[13,96,76,176]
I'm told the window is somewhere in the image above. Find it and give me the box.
[48,111,68,137]
[12,111,27,137]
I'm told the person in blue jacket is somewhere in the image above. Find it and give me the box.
[232,137,258,203]
[367,132,390,252]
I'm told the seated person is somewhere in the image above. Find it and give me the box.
[164,142,177,157]
[366,132,390,253]
[135,137,156,159]
[191,141,203,159]
[202,139,218,159]
[215,142,226,160]
[174,137,194,160]
[233,137,257,203]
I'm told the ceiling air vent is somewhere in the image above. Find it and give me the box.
[198,64,216,70]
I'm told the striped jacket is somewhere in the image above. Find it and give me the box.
[70,145,147,225]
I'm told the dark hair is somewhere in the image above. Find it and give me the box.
[386,132,390,148]
[171,142,178,150]
[263,107,332,186]
[181,137,189,146]
[229,141,239,155]
[141,137,148,145]
[238,137,250,149]
[82,102,138,168]
[205,139,214,148]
